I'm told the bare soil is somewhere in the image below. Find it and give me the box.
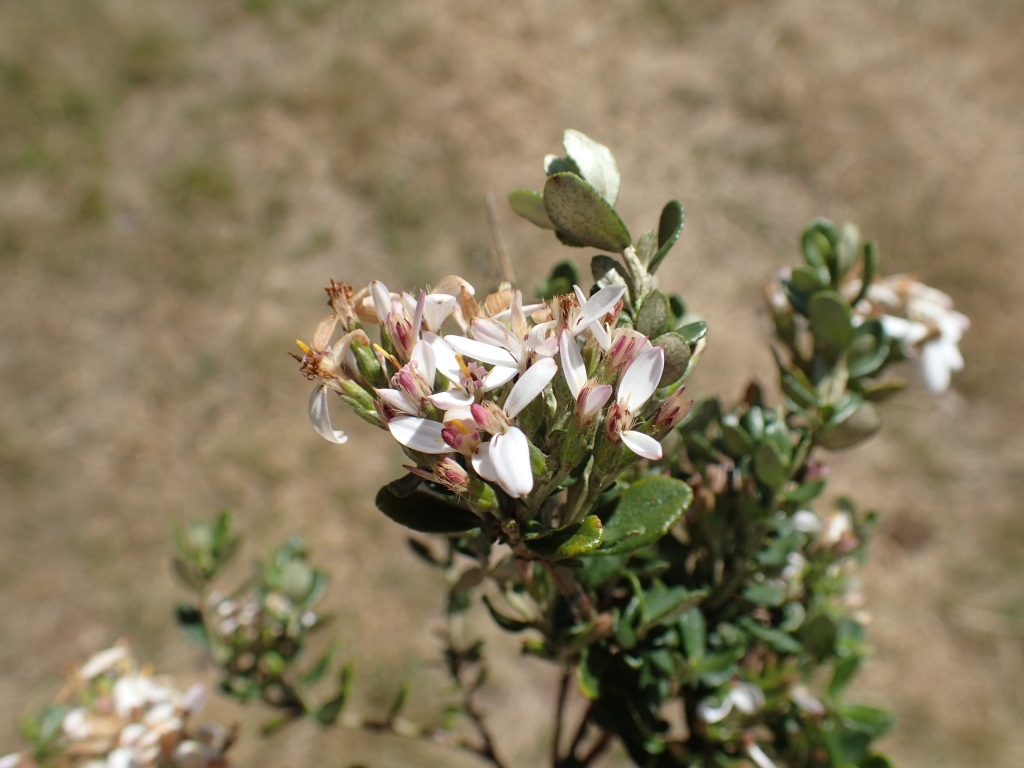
[2,1,1023,766]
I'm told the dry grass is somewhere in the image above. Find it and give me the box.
[2,0,1022,765]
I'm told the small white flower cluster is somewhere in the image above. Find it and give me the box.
[1,644,237,768]
[852,274,969,393]
[296,277,692,501]
[206,589,317,647]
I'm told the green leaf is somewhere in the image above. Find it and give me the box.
[848,320,891,379]
[808,291,854,354]
[302,644,337,686]
[739,617,804,654]
[508,189,556,229]
[562,129,621,205]
[374,476,481,534]
[482,595,533,632]
[840,704,894,739]
[801,614,838,660]
[674,320,708,345]
[816,402,882,450]
[742,582,787,607]
[753,442,788,489]
[543,172,632,252]
[315,664,354,725]
[780,479,826,503]
[649,200,684,274]
[523,515,603,560]
[175,604,210,649]
[641,584,704,627]
[679,607,707,660]
[594,476,692,556]
[635,290,671,338]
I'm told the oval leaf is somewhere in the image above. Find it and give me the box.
[508,189,556,230]
[523,515,603,560]
[808,291,854,354]
[375,476,481,534]
[543,172,632,253]
[594,476,693,556]
[562,129,621,205]
[649,200,684,274]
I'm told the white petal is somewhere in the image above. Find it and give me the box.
[308,385,348,444]
[387,416,452,454]
[370,280,392,325]
[697,698,732,724]
[79,645,130,679]
[375,387,418,415]
[481,365,519,391]
[921,339,960,393]
[489,428,534,498]
[559,329,587,399]
[618,345,665,411]
[621,430,663,460]
[504,358,557,418]
[424,332,462,382]
[410,338,436,383]
[444,334,518,367]
[428,389,474,411]
[573,284,626,333]
[422,293,457,330]
[471,317,521,357]
[730,683,765,714]
[746,744,780,768]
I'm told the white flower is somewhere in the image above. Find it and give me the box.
[607,345,665,460]
[558,329,612,425]
[860,276,968,393]
[697,681,765,723]
[469,359,558,498]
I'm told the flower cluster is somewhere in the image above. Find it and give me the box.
[295,276,693,513]
[1,644,237,768]
[849,274,969,393]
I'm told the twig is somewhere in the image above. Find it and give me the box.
[485,189,515,285]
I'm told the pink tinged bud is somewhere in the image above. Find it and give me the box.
[606,328,652,374]
[576,383,613,425]
[653,387,693,429]
[441,418,481,456]
[388,415,452,454]
[472,427,534,498]
[504,358,557,418]
[308,385,348,444]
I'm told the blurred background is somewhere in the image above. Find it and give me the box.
[1,0,1022,765]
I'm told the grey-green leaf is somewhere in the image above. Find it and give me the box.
[562,129,621,205]
[808,291,855,354]
[543,172,632,253]
[508,189,556,230]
